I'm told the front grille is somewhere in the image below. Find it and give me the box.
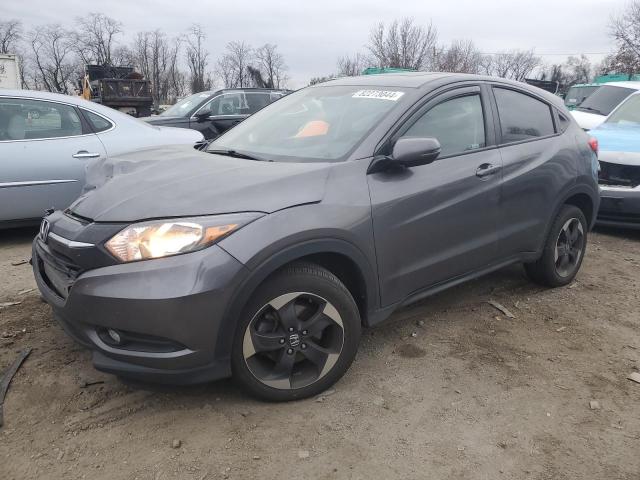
[599,161,640,188]
[36,240,81,299]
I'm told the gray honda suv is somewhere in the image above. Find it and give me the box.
[32,73,600,401]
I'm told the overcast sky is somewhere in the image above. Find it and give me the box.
[2,0,627,88]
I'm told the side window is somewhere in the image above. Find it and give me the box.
[201,93,246,116]
[200,96,220,116]
[0,98,82,140]
[556,111,571,133]
[83,110,113,133]
[403,94,486,157]
[245,92,278,113]
[494,88,555,143]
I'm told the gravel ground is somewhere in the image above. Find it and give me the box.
[1,226,639,480]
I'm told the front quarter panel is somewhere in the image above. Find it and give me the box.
[217,160,378,350]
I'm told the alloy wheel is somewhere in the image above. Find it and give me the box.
[242,292,344,390]
[554,218,584,278]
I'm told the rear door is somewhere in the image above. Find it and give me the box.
[0,97,106,222]
[489,86,567,255]
[368,85,503,306]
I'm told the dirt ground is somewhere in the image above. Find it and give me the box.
[1,226,639,480]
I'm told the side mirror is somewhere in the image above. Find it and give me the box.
[391,137,441,168]
[194,112,211,122]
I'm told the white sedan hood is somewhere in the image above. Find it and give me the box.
[570,110,606,130]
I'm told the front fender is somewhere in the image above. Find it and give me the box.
[215,200,379,360]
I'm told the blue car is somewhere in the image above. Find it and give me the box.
[591,92,640,228]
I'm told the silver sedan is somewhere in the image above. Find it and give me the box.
[0,90,204,228]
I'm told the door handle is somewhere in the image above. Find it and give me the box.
[72,151,101,159]
[475,163,501,178]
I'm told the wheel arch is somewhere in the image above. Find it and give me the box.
[215,239,379,360]
[541,183,598,253]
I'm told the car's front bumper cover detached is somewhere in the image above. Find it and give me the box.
[32,211,247,384]
[597,152,640,229]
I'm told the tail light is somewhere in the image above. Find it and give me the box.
[588,137,598,157]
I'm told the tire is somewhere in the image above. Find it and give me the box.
[524,205,588,287]
[231,262,361,401]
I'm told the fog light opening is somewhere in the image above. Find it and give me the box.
[107,328,122,345]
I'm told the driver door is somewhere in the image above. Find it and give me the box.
[367,86,503,306]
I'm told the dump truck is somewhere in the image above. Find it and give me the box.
[0,54,21,90]
[82,65,152,117]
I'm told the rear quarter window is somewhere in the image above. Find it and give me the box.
[82,109,113,133]
[493,88,555,143]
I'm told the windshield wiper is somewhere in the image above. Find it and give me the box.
[207,149,265,161]
[577,106,604,115]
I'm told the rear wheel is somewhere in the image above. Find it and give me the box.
[525,205,587,287]
[231,262,361,401]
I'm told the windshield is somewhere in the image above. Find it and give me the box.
[207,85,408,162]
[565,85,599,106]
[576,85,636,116]
[605,94,640,125]
[160,92,210,117]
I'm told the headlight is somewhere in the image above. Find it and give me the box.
[105,213,263,262]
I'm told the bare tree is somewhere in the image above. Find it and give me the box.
[166,37,186,101]
[538,55,593,93]
[606,2,640,78]
[367,18,438,70]
[336,53,367,77]
[255,43,288,88]
[600,45,640,78]
[481,50,540,81]
[28,24,77,93]
[436,40,483,74]
[185,25,209,93]
[217,41,253,88]
[610,1,640,60]
[0,19,22,54]
[132,31,169,105]
[74,13,122,65]
[216,54,235,89]
[309,76,333,85]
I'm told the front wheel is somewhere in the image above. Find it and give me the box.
[231,262,361,401]
[525,205,588,287]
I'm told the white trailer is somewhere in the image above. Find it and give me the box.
[0,54,21,90]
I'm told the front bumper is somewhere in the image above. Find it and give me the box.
[33,236,248,384]
[597,184,640,229]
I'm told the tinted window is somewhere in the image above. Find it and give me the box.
[576,85,636,116]
[0,98,82,141]
[403,94,486,157]
[83,110,113,132]
[494,88,554,143]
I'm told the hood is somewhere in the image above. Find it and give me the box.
[591,123,640,153]
[570,110,606,130]
[591,123,640,166]
[70,146,331,222]
[141,115,186,126]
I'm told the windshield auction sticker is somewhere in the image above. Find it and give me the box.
[352,90,405,101]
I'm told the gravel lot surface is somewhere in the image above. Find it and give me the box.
[1,226,639,480]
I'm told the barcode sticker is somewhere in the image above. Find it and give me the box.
[352,90,405,101]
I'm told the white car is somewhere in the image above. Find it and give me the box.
[571,82,640,130]
[0,90,204,228]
